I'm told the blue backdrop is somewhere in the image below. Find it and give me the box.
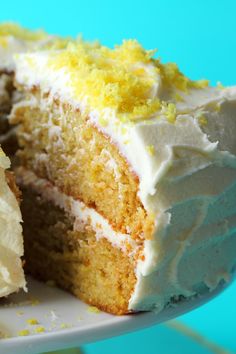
[0,1,235,353]
[1,0,236,86]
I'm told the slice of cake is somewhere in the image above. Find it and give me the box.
[11,40,236,314]
[0,147,25,297]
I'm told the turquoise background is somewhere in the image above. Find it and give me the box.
[1,0,236,86]
[0,1,235,353]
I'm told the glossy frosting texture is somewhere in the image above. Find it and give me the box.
[0,148,25,297]
[13,43,236,312]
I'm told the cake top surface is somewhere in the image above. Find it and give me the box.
[19,39,211,123]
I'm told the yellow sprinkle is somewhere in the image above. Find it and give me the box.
[165,103,177,123]
[16,311,24,316]
[34,326,45,333]
[26,318,39,325]
[146,145,155,156]
[87,306,100,314]
[18,329,30,337]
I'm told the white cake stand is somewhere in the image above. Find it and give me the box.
[0,275,234,354]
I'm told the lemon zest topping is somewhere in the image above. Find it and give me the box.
[46,39,209,124]
[165,103,177,123]
[146,145,155,156]
[34,326,45,333]
[18,329,30,337]
[88,306,101,313]
[27,318,39,325]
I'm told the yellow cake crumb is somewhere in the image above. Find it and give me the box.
[34,326,45,333]
[165,103,177,123]
[146,145,155,156]
[87,306,101,314]
[27,318,39,325]
[18,329,30,337]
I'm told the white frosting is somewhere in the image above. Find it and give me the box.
[0,149,25,297]
[13,52,236,312]
[0,35,56,72]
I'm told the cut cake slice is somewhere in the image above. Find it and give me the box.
[11,40,236,314]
